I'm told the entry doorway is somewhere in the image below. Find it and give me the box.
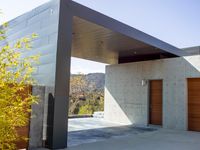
[188,78,200,131]
[149,80,163,126]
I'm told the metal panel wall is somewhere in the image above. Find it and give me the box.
[0,0,60,86]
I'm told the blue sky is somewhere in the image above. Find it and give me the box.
[1,0,200,73]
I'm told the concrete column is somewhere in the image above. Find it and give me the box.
[29,86,45,149]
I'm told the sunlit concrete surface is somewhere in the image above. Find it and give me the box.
[68,118,156,147]
[36,118,200,150]
[68,129,200,150]
[105,55,200,130]
[68,118,122,132]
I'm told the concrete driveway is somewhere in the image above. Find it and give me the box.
[37,118,200,150]
[68,128,200,150]
[68,118,157,147]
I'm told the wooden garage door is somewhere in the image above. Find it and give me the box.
[149,80,163,125]
[188,78,200,131]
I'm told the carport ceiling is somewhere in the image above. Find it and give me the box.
[68,0,189,64]
[72,17,157,64]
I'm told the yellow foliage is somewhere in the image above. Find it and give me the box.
[70,74,87,95]
[0,23,39,149]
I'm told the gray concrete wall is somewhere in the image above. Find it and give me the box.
[182,46,200,55]
[104,55,200,130]
[29,86,46,149]
[29,85,55,149]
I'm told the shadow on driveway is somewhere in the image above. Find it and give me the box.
[68,125,157,147]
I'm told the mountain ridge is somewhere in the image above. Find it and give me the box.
[71,73,105,91]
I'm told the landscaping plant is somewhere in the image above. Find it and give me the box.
[0,21,39,149]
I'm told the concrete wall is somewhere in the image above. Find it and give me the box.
[182,46,200,55]
[29,86,46,149]
[104,55,200,130]
[29,85,55,149]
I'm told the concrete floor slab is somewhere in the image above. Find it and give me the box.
[68,129,200,150]
[36,118,200,150]
[68,118,121,132]
[68,118,156,147]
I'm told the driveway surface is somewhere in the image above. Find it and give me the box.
[68,118,156,147]
[37,118,200,150]
[68,129,200,150]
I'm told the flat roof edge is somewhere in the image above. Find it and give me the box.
[68,0,189,57]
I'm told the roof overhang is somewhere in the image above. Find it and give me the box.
[66,0,189,64]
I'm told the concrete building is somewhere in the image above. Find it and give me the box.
[104,55,200,130]
[1,0,200,149]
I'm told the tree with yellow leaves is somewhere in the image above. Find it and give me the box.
[0,22,39,149]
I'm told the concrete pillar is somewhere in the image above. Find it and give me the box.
[29,86,45,149]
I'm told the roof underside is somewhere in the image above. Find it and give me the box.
[68,0,189,64]
[72,17,176,64]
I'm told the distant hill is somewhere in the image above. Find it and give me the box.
[85,73,105,90]
[71,73,105,91]
[69,73,105,115]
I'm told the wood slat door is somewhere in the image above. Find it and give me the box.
[149,80,163,125]
[188,78,200,131]
[15,85,32,149]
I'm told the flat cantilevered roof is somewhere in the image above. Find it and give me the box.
[67,0,189,64]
